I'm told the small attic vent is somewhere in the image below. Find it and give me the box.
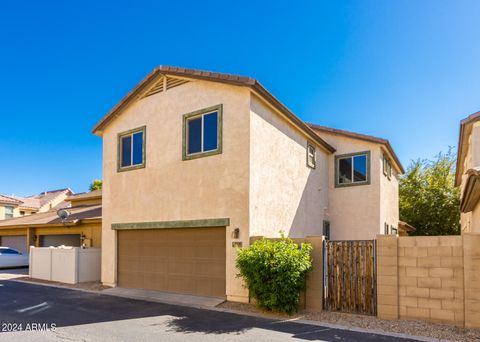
[142,76,190,99]
[143,76,165,98]
[166,77,189,90]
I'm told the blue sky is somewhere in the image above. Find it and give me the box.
[1,1,479,196]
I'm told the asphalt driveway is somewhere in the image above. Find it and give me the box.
[0,280,421,341]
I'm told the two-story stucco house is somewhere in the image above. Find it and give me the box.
[456,111,480,233]
[92,66,403,302]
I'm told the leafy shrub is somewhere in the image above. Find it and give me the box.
[236,235,312,315]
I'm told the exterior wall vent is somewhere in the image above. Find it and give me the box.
[142,76,190,99]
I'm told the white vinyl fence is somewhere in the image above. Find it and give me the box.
[29,247,101,284]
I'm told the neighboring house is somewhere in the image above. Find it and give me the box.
[398,221,416,236]
[0,190,102,253]
[0,195,23,220]
[0,188,73,220]
[456,111,480,233]
[92,66,403,302]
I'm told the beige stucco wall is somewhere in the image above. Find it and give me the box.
[380,148,400,233]
[100,79,251,301]
[460,122,480,234]
[249,94,329,238]
[314,132,383,240]
[0,204,20,220]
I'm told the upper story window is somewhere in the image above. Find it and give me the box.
[383,154,392,179]
[4,206,14,219]
[183,104,223,160]
[118,126,146,172]
[335,151,370,187]
[306,142,316,169]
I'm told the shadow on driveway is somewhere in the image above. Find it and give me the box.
[0,280,417,341]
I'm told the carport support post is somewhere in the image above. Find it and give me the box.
[376,235,399,320]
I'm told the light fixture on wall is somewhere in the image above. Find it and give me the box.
[233,228,240,239]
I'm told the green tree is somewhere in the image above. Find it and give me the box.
[399,149,460,236]
[89,180,103,191]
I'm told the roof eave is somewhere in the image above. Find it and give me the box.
[455,111,480,186]
[91,66,336,153]
[308,123,405,174]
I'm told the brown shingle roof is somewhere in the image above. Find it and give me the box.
[0,204,101,228]
[92,66,336,154]
[308,123,405,174]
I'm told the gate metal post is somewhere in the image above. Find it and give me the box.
[322,239,328,310]
[373,239,377,315]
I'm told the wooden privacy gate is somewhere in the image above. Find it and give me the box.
[323,240,377,315]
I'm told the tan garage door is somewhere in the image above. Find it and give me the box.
[118,227,226,297]
[1,235,27,253]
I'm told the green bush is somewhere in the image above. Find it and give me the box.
[235,235,312,315]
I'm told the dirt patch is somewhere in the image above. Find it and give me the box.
[15,277,111,291]
[218,301,480,342]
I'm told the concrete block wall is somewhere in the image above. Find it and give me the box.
[377,234,480,328]
[397,236,464,326]
[377,235,399,319]
[463,234,480,328]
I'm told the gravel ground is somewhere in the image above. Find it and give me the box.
[15,277,111,291]
[218,301,480,342]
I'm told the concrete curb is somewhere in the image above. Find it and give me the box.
[4,279,455,342]
[210,307,450,342]
[7,279,105,296]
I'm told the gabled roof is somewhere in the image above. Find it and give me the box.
[0,204,101,228]
[66,189,102,202]
[3,188,73,210]
[456,111,480,186]
[92,66,336,154]
[0,195,22,205]
[308,123,405,174]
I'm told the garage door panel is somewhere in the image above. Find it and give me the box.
[195,245,226,259]
[196,261,225,277]
[0,236,27,254]
[118,227,226,297]
[168,260,196,275]
[167,275,196,294]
